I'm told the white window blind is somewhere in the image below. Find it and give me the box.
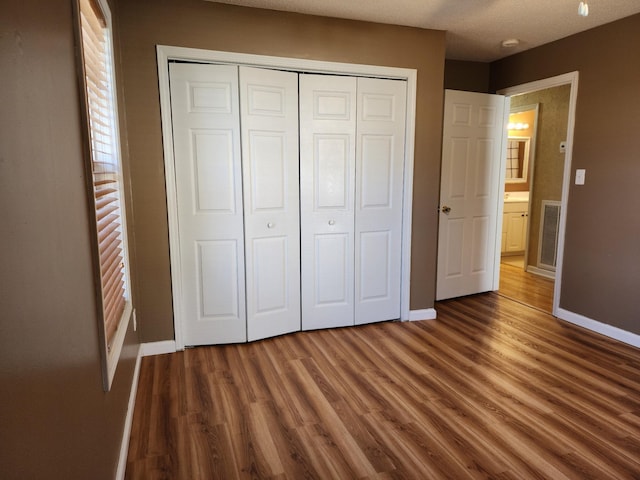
[78,0,131,389]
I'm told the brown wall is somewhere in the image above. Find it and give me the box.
[491,14,640,334]
[511,86,570,266]
[116,0,447,342]
[444,59,491,93]
[0,1,139,478]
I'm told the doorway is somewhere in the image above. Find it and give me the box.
[436,73,578,316]
[497,73,579,315]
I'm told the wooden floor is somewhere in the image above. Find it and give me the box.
[126,294,640,479]
[499,261,554,313]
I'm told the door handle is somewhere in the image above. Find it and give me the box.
[328,220,336,226]
[267,222,275,229]
[441,205,451,214]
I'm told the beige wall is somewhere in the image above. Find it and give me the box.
[0,0,139,478]
[116,0,447,342]
[491,14,640,334]
[510,86,570,264]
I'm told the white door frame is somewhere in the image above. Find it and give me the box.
[497,71,579,316]
[157,45,417,350]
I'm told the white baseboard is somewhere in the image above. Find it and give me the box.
[408,308,437,321]
[116,344,142,480]
[116,340,177,478]
[526,265,556,280]
[556,308,640,348]
[140,340,177,357]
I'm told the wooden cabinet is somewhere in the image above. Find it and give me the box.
[502,202,528,254]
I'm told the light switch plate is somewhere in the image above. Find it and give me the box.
[575,169,586,185]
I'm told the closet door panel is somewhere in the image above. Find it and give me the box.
[247,132,286,210]
[251,236,288,313]
[314,234,349,304]
[360,135,394,207]
[355,77,407,325]
[300,75,357,330]
[198,240,241,317]
[359,231,391,300]
[169,63,247,345]
[240,66,301,341]
[316,135,349,208]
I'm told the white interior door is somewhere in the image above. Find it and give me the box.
[169,63,246,345]
[436,89,507,300]
[300,74,357,330]
[239,66,301,341]
[355,77,407,325]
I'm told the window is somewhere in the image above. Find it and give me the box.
[76,0,132,390]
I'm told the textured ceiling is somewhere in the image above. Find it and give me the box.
[207,0,640,62]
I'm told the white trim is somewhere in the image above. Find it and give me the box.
[140,340,178,357]
[157,47,184,351]
[497,72,578,97]
[105,303,132,390]
[492,95,511,291]
[81,0,133,392]
[157,45,417,348]
[497,71,579,318]
[556,308,640,349]
[115,344,142,480]
[408,309,437,321]
[400,74,417,322]
[116,341,177,478]
[157,45,417,80]
[526,265,556,280]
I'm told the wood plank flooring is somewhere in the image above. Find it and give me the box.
[126,294,640,479]
[499,262,554,313]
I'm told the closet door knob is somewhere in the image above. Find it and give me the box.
[267,222,275,229]
[328,220,336,226]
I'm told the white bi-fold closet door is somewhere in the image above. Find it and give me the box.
[170,63,300,345]
[169,62,406,346]
[300,74,407,330]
